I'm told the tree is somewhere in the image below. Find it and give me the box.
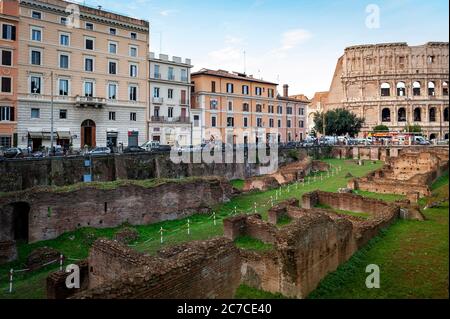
[314,108,365,137]
[373,125,389,132]
[405,124,422,133]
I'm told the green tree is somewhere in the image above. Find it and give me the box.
[405,124,422,133]
[373,125,389,132]
[314,108,365,137]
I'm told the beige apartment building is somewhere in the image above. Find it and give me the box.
[15,0,149,150]
[325,42,449,140]
[191,69,308,145]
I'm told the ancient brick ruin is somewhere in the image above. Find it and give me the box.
[348,148,449,199]
[0,177,234,265]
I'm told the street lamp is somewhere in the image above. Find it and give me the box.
[50,71,54,155]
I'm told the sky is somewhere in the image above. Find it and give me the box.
[73,0,449,97]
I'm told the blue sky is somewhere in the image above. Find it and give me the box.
[74,0,449,97]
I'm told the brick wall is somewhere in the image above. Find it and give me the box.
[47,260,89,299]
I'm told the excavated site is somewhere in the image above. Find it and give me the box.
[39,147,448,299]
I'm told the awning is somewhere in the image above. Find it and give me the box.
[107,132,118,137]
[42,132,57,140]
[57,131,71,139]
[28,131,43,139]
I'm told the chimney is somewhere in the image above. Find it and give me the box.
[283,84,289,97]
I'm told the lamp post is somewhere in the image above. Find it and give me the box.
[50,71,54,155]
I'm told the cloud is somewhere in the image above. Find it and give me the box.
[279,29,312,51]
[160,9,177,16]
[208,47,242,62]
[225,35,245,45]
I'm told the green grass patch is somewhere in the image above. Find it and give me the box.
[235,285,289,299]
[234,236,274,252]
[277,215,293,227]
[230,179,245,191]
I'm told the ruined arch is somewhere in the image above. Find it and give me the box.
[429,133,437,140]
[428,81,436,96]
[429,107,437,122]
[413,108,422,122]
[413,81,421,96]
[381,108,391,122]
[397,82,406,96]
[444,107,449,122]
[380,83,391,97]
[443,81,448,96]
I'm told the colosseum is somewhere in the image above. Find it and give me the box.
[323,42,449,140]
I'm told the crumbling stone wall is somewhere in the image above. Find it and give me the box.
[72,238,241,299]
[47,260,89,299]
[349,149,449,198]
[0,177,233,245]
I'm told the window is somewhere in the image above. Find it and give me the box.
[227,117,234,127]
[60,34,70,46]
[444,107,449,122]
[181,69,187,82]
[242,85,249,95]
[243,117,248,127]
[398,108,406,122]
[443,81,448,96]
[257,118,263,127]
[287,107,293,115]
[109,42,117,54]
[130,64,138,77]
[109,111,116,121]
[168,89,173,99]
[211,116,217,127]
[380,82,391,97]
[211,81,216,93]
[85,22,94,30]
[30,76,41,94]
[268,89,274,98]
[109,61,117,75]
[59,109,67,119]
[108,83,117,100]
[269,118,274,128]
[59,79,69,96]
[278,119,281,128]
[228,101,233,111]
[85,38,94,50]
[414,108,422,122]
[194,115,200,127]
[168,107,173,118]
[31,27,42,41]
[129,46,137,57]
[109,28,117,35]
[287,120,291,128]
[381,108,391,123]
[153,87,160,98]
[59,54,69,69]
[0,106,13,121]
[0,77,12,93]
[268,105,274,113]
[168,67,174,80]
[255,87,262,96]
[0,136,11,147]
[2,24,16,40]
[277,105,283,114]
[427,56,435,64]
[129,86,138,101]
[131,32,137,39]
[226,83,234,94]
[130,112,137,121]
[32,11,42,19]
[31,108,40,119]
[299,108,304,116]
[429,107,437,122]
[299,120,304,128]
[84,81,94,97]
[210,99,218,109]
[154,65,160,78]
[428,81,435,96]
[413,81,421,96]
[31,50,41,65]
[256,104,262,112]
[85,57,94,72]
[1,50,12,66]
[60,17,67,25]
[243,103,249,112]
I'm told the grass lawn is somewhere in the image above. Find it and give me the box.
[234,236,274,252]
[0,159,386,299]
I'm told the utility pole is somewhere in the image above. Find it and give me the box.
[50,71,54,154]
[322,112,326,137]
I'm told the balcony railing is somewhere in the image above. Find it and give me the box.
[75,96,106,108]
[151,116,191,124]
[152,97,164,104]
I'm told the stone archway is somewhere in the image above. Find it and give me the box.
[0,202,30,243]
[81,119,96,148]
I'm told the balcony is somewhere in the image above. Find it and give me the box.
[180,99,189,106]
[152,97,164,104]
[75,96,106,108]
[153,73,161,79]
[151,116,191,124]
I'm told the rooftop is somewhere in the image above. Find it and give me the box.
[191,68,278,86]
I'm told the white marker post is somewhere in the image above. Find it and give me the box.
[213,212,217,226]
[254,202,257,214]
[9,269,13,293]
[59,254,64,271]
[160,227,164,244]
[270,196,273,207]
[187,219,190,235]
[234,206,237,215]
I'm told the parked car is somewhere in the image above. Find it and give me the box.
[123,145,146,153]
[153,144,172,152]
[32,151,44,158]
[4,147,24,159]
[89,147,112,155]
[141,141,160,151]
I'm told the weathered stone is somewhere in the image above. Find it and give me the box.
[27,247,61,270]
[338,188,353,194]
[114,227,139,244]
[0,241,17,265]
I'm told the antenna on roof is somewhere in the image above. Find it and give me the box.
[243,50,246,75]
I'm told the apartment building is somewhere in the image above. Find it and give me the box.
[148,52,193,146]
[16,0,149,151]
[191,69,308,144]
[0,0,19,148]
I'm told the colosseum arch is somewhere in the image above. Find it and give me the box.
[429,107,437,122]
[444,107,449,122]
[381,108,391,122]
[398,108,407,122]
[429,133,437,141]
[397,82,406,96]
[428,81,436,96]
[413,107,422,122]
[380,83,391,97]
[413,81,421,96]
[443,81,448,96]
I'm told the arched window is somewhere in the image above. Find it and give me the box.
[398,108,406,122]
[429,134,437,141]
[445,133,449,140]
[397,82,406,96]
[428,81,436,96]
[413,81,421,96]
[429,107,437,122]
[381,108,391,122]
[443,81,448,96]
[381,83,391,97]
[414,108,422,122]
[444,107,449,122]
